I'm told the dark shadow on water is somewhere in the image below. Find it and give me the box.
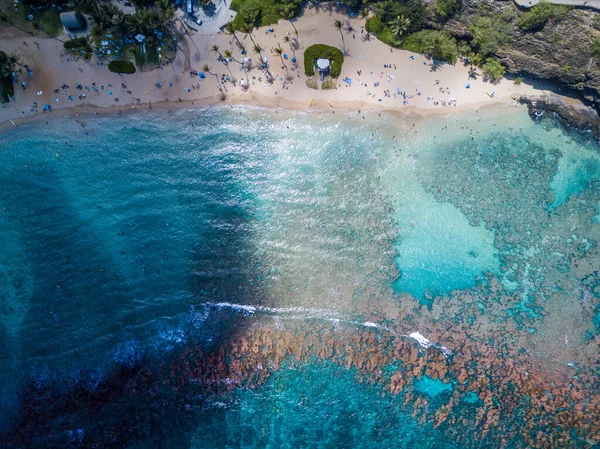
[0,114,266,448]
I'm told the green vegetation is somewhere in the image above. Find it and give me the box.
[0,3,62,37]
[0,51,15,103]
[321,79,337,89]
[303,44,344,78]
[481,58,505,82]
[434,0,461,19]
[64,37,93,61]
[64,38,90,50]
[562,65,572,73]
[591,36,600,61]
[108,60,136,74]
[468,14,513,57]
[402,30,458,63]
[373,0,427,35]
[518,2,570,31]
[229,0,302,30]
[514,76,522,85]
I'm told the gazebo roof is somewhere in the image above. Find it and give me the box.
[316,58,330,70]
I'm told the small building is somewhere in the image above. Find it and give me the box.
[59,11,87,30]
[316,58,330,80]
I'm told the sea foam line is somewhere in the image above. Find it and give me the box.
[205,302,452,356]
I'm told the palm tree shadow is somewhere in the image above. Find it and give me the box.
[468,69,479,80]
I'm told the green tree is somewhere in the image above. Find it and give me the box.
[388,15,410,39]
[202,64,227,92]
[224,48,250,90]
[468,15,512,57]
[274,45,289,78]
[239,0,261,26]
[481,58,505,82]
[225,22,245,51]
[279,6,298,37]
[283,35,296,58]
[421,30,457,62]
[333,19,345,51]
[434,0,461,18]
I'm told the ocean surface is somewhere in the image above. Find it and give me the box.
[0,105,598,448]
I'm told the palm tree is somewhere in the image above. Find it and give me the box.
[212,44,223,59]
[252,44,273,82]
[359,7,370,20]
[280,7,298,38]
[224,22,245,52]
[203,64,227,92]
[214,45,236,85]
[253,43,266,65]
[273,45,289,78]
[333,19,345,52]
[240,22,258,47]
[283,35,295,59]
[388,15,410,39]
[224,48,249,90]
[374,0,394,22]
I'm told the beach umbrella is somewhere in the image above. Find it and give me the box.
[292,57,296,63]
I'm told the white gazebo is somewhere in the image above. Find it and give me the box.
[316,58,330,80]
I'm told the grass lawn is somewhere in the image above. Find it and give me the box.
[0,2,63,37]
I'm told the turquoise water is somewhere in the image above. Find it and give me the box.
[0,105,599,447]
[192,361,460,449]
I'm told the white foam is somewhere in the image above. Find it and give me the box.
[407,332,452,356]
[363,321,379,328]
[213,302,257,313]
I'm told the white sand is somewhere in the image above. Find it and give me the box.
[0,4,563,130]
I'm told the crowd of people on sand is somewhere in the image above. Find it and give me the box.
[5,16,491,121]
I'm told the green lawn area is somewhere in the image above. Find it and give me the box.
[0,2,63,37]
[303,44,344,78]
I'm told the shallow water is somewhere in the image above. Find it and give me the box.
[0,105,598,448]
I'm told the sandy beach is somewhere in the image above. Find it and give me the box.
[0,4,579,131]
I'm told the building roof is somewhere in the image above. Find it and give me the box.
[317,59,330,70]
[60,11,86,30]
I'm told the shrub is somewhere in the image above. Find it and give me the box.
[481,58,505,82]
[303,44,344,78]
[514,76,522,85]
[64,38,89,50]
[562,65,572,73]
[321,79,336,89]
[306,78,318,89]
[591,36,600,61]
[435,0,461,18]
[518,2,570,31]
[401,30,458,63]
[365,16,384,35]
[108,60,136,74]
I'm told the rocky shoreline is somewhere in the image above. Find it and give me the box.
[519,93,600,136]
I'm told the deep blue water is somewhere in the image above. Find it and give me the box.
[0,105,599,448]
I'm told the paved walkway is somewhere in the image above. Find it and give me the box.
[184,0,236,35]
[513,0,600,10]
